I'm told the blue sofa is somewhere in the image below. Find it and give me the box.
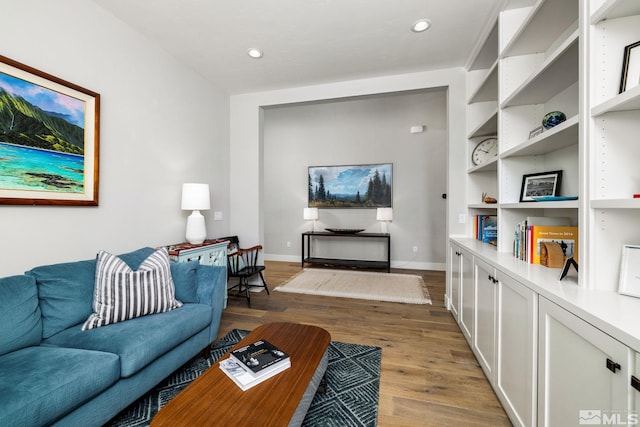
[0,247,226,427]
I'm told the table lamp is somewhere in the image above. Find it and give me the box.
[181,183,211,244]
[376,207,393,234]
[303,207,319,232]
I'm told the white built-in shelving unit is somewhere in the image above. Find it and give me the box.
[586,0,640,291]
[453,2,640,425]
[464,0,580,284]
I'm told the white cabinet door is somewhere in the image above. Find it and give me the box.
[449,244,462,320]
[459,248,474,343]
[632,353,640,422]
[497,273,537,427]
[474,258,497,384]
[538,297,631,427]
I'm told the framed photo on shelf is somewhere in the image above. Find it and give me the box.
[0,55,100,206]
[619,40,640,94]
[519,170,562,202]
[520,171,562,202]
[529,125,544,139]
[618,245,640,298]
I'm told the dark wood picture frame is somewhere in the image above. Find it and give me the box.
[619,40,640,94]
[519,170,562,202]
[0,55,100,205]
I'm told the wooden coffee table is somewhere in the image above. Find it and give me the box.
[151,322,331,427]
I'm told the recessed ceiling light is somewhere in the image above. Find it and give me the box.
[412,19,431,33]
[247,48,263,59]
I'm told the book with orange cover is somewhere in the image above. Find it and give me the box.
[530,226,578,265]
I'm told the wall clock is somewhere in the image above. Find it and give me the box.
[471,137,498,166]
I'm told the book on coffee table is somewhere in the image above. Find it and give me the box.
[219,357,291,391]
[230,339,290,377]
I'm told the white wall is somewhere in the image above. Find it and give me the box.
[230,68,467,270]
[0,0,230,276]
[262,90,448,269]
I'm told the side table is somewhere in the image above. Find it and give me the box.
[165,239,229,307]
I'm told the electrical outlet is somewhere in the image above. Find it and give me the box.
[412,246,418,253]
[458,213,466,224]
[286,241,291,248]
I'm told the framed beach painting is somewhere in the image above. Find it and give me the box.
[0,55,100,205]
[308,163,392,208]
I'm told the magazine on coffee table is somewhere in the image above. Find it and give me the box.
[219,357,291,391]
[230,339,290,377]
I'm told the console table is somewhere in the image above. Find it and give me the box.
[301,232,390,272]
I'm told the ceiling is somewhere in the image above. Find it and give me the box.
[93,0,503,95]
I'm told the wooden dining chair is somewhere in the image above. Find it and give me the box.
[222,236,269,307]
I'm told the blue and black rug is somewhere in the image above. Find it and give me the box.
[107,329,381,427]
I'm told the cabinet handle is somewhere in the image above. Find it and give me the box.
[632,376,640,392]
[493,277,499,284]
[606,358,621,373]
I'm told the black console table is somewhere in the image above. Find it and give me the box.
[301,232,391,272]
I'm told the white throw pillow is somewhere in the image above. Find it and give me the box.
[82,248,182,330]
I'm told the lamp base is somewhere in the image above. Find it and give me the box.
[380,222,389,234]
[185,210,207,244]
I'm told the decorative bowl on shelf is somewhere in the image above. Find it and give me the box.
[324,228,365,234]
[542,111,566,129]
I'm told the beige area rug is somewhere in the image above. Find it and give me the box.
[275,268,432,304]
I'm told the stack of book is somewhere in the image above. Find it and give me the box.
[513,216,578,265]
[474,215,497,246]
[219,339,290,391]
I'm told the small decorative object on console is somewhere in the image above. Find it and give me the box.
[542,111,566,129]
[324,228,365,234]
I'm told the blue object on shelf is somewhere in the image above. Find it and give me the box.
[542,111,567,129]
[531,196,578,201]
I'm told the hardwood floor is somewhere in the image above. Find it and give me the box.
[216,262,511,427]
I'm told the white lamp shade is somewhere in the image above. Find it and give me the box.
[303,207,319,220]
[181,183,211,210]
[376,207,393,221]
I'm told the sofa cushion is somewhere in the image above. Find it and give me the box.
[44,303,212,377]
[26,247,155,338]
[170,260,199,303]
[82,248,182,330]
[0,275,42,356]
[0,346,120,427]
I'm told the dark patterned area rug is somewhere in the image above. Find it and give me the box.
[107,329,381,427]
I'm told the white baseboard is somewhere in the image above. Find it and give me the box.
[264,253,445,271]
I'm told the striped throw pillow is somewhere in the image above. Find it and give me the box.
[82,248,183,330]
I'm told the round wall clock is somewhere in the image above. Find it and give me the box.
[471,137,498,166]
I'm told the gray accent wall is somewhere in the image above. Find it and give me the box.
[262,89,448,270]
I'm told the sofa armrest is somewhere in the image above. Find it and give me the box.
[195,265,227,343]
